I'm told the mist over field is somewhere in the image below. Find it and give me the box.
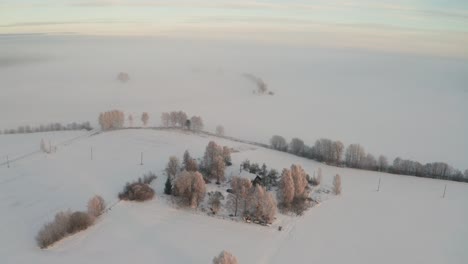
[1,34,466,169]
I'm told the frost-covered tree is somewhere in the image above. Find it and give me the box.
[289,138,305,155]
[222,146,231,165]
[216,125,225,136]
[277,169,294,207]
[165,156,180,180]
[345,144,366,168]
[87,195,105,217]
[208,191,224,214]
[332,140,344,164]
[141,112,149,126]
[128,114,134,127]
[248,185,277,223]
[99,110,125,130]
[333,174,342,195]
[190,116,204,131]
[211,156,226,184]
[378,155,389,172]
[173,171,206,208]
[161,112,170,127]
[213,250,238,264]
[464,169,468,179]
[270,135,288,151]
[203,141,223,173]
[363,154,377,170]
[290,164,308,198]
[176,111,188,127]
[227,176,252,216]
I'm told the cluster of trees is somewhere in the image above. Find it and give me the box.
[36,195,105,248]
[270,135,468,183]
[1,122,92,135]
[277,164,310,214]
[240,160,279,190]
[161,111,204,131]
[227,177,277,223]
[201,141,232,183]
[99,110,125,130]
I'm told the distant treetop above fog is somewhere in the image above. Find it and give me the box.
[243,73,274,96]
[117,72,130,83]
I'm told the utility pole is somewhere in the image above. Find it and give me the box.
[377,177,381,192]
[91,147,93,160]
[442,184,447,198]
[6,155,9,168]
[140,152,143,165]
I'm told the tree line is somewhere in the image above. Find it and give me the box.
[270,135,468,183]
[1,121,92,135]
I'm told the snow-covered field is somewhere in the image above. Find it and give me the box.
[1,129,467,264]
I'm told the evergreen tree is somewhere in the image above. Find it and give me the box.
[164,176,172,195]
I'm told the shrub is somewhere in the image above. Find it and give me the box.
[36,209,94,248]
[87,195,106,217]
[68,211,94,233]
[119,182,155,201]
[213,250,238,264]
[208,191,224,215]
[36,210,72,248]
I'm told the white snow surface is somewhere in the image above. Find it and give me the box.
[0,129,467,264]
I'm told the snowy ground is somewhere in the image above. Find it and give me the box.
[0,129,467,264]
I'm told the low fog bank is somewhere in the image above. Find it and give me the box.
[0,35,467,169]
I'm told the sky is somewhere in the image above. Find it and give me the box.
[1,0,468,57]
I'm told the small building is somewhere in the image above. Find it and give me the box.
[252,175,263,186]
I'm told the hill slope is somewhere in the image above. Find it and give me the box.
[0,129,467,264]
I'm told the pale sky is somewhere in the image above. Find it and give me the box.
[1,0,468,57]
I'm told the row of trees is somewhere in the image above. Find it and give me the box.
[161,111,204,131]
[1,122,92,135]
[270,135,468,183]
[99,110,152,130]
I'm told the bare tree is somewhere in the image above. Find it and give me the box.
[87,195,105,217]
[333,174,342,195]
[227,176,253,216]
[213,250,238,264]
[99,110,125,130]
[289,138,304,155]
[165,156,180,180]
[270,135,288,151]
[345,144,366,168]
[141,112,149,126]
[208,191,224,215]
[222,146,231,165]
[173,171,206,208]
[290,164,308,198]
[128,114,134,127]
[378,155,389,172]
[190,116,204,131]
[363,154,377,170]
[117,72,130,82]
[277,169,294,208]
[161,112,170,127]
[332,140,344,164]
[248,185,276,223]
[176,111,188,127]
[203,141,223,173]
[211,156,226,184]
[216,125,225,136]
